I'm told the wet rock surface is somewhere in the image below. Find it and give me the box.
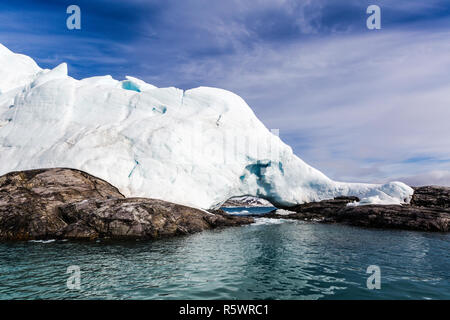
[270,187,450,232]
[0,168,253,240]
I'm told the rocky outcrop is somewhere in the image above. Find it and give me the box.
[410,186,450,208]
[59,199,253,240]
[272,187,450,232]
[1,167,448,238]
[0,168,253,240]
[222,196,273,208]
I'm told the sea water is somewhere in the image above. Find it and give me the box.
[0,207,448,300]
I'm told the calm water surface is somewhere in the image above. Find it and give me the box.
[0,207,448,299]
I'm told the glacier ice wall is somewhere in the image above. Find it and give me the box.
[0,44,413,209]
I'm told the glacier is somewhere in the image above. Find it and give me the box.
[0,43,413,209]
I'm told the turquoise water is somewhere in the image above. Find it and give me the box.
[221,206,276,215]
[0,207,449,300]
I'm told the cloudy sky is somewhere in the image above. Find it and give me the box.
[1,0,449,186]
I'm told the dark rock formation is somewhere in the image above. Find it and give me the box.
[410,186,450,209]
[0,168,253,240]
[271,187,450,232]
[1,167,448,238]
[59,199,253,240]
[222,196,273,208]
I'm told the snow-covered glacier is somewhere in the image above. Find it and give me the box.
[0,44,413,209]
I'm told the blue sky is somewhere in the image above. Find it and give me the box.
[1,0,450,185]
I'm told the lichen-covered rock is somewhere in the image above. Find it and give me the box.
[58,198,253,240]
[271,187,450,232]
[410,186,450,209]
[0,168,253,240]
[0,168,124,240]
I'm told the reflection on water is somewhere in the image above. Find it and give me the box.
[0,208,449,300]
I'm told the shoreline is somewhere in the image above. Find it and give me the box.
[1,168,449,241]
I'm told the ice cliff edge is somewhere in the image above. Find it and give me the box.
[0,43,413,209]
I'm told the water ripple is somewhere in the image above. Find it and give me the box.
[0,218,449,299]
